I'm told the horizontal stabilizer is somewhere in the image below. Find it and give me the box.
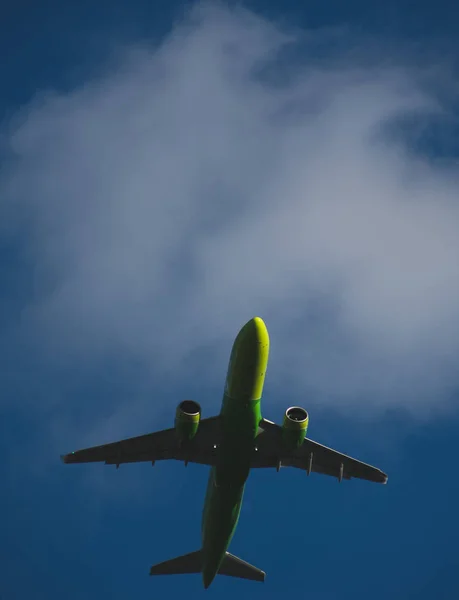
[219,552,266,582]
[149,550,202,576]
[149,549,265,583]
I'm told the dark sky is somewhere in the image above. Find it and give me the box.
[1,1,459,599]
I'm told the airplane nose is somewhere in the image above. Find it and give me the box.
[242,316,268,344]
[224,316,270,401]
[235,316,269,356]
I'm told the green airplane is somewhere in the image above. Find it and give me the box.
[62,316,387,588]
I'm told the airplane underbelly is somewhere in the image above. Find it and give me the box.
[201,476,245,574]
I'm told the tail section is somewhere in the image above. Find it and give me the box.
[149,549,265,585]
[149,549,202,576]
[219,552,265,582]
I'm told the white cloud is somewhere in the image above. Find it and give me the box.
[1,2,459,424]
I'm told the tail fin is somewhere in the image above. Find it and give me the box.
[149,550,265,582]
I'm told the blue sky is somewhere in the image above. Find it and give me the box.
[1,1,459,599]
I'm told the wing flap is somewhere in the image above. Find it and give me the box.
[285,438,387,483]
[61,416,220,467]
[253,418,387,484]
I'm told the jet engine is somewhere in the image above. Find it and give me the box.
[282,406,309,450]
[175,400,201,443]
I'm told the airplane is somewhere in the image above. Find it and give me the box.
[61,316,388,589]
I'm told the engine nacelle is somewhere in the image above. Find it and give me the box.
[282,406,309,450]
[175,400,201,443]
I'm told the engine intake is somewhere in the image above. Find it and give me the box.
[175,400,201,442]
[282,406,309,450]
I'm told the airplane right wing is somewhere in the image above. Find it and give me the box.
[61,416,221,468]
[253,418,388,484]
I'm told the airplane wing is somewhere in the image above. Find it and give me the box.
[252,418,387,484]
[61,416,221,467]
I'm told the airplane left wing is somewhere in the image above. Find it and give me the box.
[61,416,221,467]
[253,418,388,484]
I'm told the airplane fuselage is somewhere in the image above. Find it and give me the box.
[200,317,270,589]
